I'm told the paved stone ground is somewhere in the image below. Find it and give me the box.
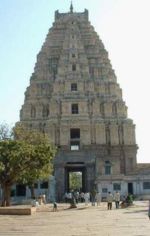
[0,201,150,236]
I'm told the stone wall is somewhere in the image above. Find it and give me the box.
[19,7,138,199]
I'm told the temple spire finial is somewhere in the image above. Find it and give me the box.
[70,1,73,13]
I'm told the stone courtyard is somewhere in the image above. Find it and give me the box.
[0,201,150,236]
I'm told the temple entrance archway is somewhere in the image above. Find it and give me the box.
[65,163,86,192]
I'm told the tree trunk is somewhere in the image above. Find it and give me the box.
[1,184,11,207]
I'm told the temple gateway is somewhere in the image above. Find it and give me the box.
[18,5,150,201]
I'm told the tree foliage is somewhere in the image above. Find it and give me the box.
[69,172,82,191]
[0,123,56,206]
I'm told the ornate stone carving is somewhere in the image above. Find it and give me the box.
[18,6,138,200]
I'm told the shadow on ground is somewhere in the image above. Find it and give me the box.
[124,209,148,214]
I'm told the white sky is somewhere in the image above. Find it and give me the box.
[0,0,150,163]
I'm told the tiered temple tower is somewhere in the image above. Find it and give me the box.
[20,5,138,200]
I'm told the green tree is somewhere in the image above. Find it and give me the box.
[69,172,82,191]
[0,123,56,206]
[14,124,56,198]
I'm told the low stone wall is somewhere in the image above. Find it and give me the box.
[0,206,36,215]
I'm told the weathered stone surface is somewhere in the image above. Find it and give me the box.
[18,5,150,200]
[0,206,36,215]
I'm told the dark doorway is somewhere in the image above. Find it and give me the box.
[128,182,133,195]
[16,184,26,196]
[70,129,80,150]
[65,163,86,192]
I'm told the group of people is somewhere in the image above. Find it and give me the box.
[64,189,122,208]
[64,190,102,206]
[107,191,120,210]
[31,190,134,212]
[64,191,88,204]
[32,193,46,207]
[107,191,134,210]
[64,189,124,209]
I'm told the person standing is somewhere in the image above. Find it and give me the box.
[64,192,68,203]
[75,191,79,204]
[84,192,90,206]
[91,188,97,206]
[95,192,101,206]
[107,192,113,210]
[42,194,46,204]
[114,191,120,209]
[148,200,150,219]
[67,192,72,204]
[80,192,85,203]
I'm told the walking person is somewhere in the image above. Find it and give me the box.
[53,202,58,212]
[107,192,113,210]
[114,191,120,209]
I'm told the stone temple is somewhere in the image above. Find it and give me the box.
[18,4,150,201]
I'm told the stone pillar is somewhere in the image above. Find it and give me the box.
[55,164,65,201]
[48,176,56,202]
[86,163,96,192]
